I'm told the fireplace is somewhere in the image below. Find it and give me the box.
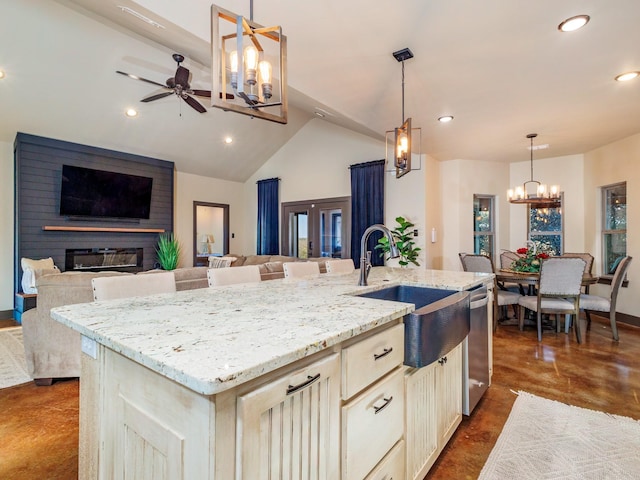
[65,248,144,273]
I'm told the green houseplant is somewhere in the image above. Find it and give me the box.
[155,233,181,270]
[375,216,421,267]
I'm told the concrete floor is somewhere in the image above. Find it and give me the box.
[1,314,639,479]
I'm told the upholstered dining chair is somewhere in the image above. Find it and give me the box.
[580,256,632,341]
[560,253,594,292]
[459,253,522,330]
[207,265,262,287]
[282,261,321,279]
[325,259,355,275]
[92,271,176,301]
[517,257,586,343]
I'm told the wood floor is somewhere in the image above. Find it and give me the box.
[1,314,639,479]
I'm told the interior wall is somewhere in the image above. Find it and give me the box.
[243,119,387,255]
[1,141,14,313]
[440,159,511,271]
[175,172,245,266]
[424,154,443,269]
[583,132,640,315]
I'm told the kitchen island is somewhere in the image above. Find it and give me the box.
[52,267,492,480]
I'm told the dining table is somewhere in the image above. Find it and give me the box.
[495,270,599,332]
[495,269,599,290]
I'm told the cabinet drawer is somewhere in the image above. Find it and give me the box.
[365,440,405,480]
[342,323,404,399]
[343,369,404,480]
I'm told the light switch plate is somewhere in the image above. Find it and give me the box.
[81,335,97,359]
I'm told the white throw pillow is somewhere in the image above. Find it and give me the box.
[21,257,58,294]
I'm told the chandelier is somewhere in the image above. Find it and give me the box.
[210,2,287,124]
[508,133,561,208]
[386,48,421,178]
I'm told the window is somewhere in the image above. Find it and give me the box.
[602,182,626,274]
[473,195,495,259]
[528,196,563,255]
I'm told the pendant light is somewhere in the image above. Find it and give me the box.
[508,133,561,208]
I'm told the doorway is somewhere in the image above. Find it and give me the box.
[281,197,350,259]
[193,202,229,266]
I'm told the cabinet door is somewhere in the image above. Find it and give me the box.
[436,343,463,447]
[237,353,340,480]
[404,363,438,480]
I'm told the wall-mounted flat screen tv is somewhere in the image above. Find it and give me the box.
[60,164,153,219]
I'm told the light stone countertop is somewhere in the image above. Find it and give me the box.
[51,267,491,395]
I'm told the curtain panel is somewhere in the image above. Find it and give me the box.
[350,160,385,268]
[257,178,280,255]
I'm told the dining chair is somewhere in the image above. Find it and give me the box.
[325,259,355,275]
[580,256,632,341]
[283,261,321,279]
[517,257,586,343]
[559,253,594,292]
[207,265,262,286]
[459,253,522,330]
[92,271,176,301]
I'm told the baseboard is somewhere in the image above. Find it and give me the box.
[588,311,640,328]
[0,310,14,320]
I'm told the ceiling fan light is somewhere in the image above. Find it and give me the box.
[558,15,590,32]
[615,71,639,82]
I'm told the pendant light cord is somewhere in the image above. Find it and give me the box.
[250,0,253,21]
[401,61,405,124]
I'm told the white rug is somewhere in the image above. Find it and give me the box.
[479,391,640,479]
[0,327,31,389]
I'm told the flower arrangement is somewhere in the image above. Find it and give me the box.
[510,241,551,273]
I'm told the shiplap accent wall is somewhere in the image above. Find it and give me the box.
[14,133,174,295]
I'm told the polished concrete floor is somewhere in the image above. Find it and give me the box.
[1,314,639,479]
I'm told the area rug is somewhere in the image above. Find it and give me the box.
[478,391,640,479]
[0,327,31,389]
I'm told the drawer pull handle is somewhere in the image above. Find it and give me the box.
[373,347,393,361]
[373,396,393,414]
[286,374,320,395]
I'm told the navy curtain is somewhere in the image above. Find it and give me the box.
[350,160,385,268]
[257,178,280,255]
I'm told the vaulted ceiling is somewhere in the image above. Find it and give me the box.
[2,0,639,182]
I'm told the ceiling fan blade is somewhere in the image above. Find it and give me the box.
[191,89,211,97]
[141,91,174,102]
[182,94,207,113]
[116,70,167,88]
[175,65,190,87]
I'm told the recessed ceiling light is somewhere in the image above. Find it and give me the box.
[125,108,138,117]
[438,115,454,123]
[224,136,233,144]
[558,15,590,32]
[0,70,5,79]
[615,71,639,82]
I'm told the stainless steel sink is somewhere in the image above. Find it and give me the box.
[358,285,470,368]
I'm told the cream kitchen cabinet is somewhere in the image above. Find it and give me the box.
[236,352,341,480]
[405,342,463,480]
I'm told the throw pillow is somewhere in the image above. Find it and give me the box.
[21,257,58,294]
[209,257,232,269]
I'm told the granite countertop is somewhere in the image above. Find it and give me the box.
[51,267,491,395]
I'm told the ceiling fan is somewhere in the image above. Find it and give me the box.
[117,53,224,114]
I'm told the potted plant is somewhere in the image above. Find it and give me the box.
[155,233,181,270]
[376,216,421,267]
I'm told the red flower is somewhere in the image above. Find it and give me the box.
[537,252,549,259]
[516,248,529,255]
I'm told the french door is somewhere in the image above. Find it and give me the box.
[281,197,350,259]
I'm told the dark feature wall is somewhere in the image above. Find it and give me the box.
[14,133,174,295]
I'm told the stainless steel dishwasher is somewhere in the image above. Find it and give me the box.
[462,284,490,416]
